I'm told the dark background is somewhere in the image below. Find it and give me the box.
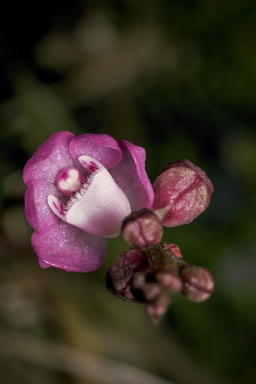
[1,1,256,383]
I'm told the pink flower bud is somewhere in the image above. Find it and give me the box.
[151,159,213,227]
[146,293,171,325]
[156,270,182,291]
[121,209,163,250]
[142,283,162,302]
[181,265,214,302]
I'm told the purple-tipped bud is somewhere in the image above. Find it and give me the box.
[151,159,213,227]
[121,209,163,250]
[181,265,214,302]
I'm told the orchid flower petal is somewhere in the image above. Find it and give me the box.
[109,140,154,211]
[32,221,107,272]
[24,132,75,185]
[69,133,122,170]
[25,180,68,233]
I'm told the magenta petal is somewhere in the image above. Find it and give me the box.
[69,133,122,170]
[109,140,154,211]
[32,222,107,272]
[25,180,68,233]
[23,132,75,185]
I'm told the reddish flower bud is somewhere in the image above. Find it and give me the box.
[106,249,150,303]
[151,159,213,227]
[121,209,163,250]
[180,265,214,302]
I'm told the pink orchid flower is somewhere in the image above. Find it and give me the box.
[23,132,154,272]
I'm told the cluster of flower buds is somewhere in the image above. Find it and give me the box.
[106,160,214,324]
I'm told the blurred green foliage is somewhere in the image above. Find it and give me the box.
[1,1,256,383]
